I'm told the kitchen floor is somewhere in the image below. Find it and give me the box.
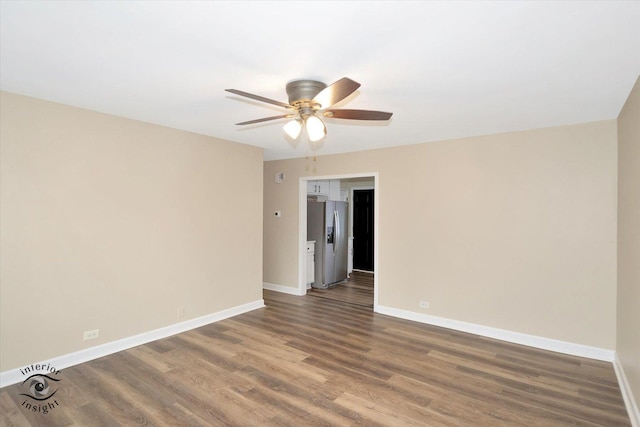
[307,271,373,307]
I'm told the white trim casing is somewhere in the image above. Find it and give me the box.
[614,354,640,427]
[299,179,309,295]
[263,282,306,296]
[0,299,265,388]
[373,174,379,310]
[375,305,615,362]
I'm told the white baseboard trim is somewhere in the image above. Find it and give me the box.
[263,282,306,296]
[614,354,640,427]
[0,299,265,389]
[375,305,615,362]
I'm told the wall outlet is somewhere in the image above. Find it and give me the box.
[83,329,99,340]
[419,301,430,309]
[177,306,185,319]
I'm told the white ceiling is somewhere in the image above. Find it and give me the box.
[1,1,639,160]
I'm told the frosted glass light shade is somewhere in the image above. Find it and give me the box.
[306,116,326,142]
[283,119,302,139]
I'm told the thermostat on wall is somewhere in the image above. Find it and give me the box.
[275,172,285,183]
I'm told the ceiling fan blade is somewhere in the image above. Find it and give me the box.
[323,109,393,120]
[225,89,293,109]
[235,114,295,125]
[312,77,361,109]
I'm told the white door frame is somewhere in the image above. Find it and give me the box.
[298,172,379,309]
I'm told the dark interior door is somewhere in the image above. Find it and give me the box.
[353,189,374,271]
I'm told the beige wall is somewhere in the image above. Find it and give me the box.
[264,121,618,349]
[340,177,375,192]
[0,92,264,371]
[617,76,640,411]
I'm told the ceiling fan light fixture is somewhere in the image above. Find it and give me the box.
[306,115,326,142]
[227,77,392,147]
[283,119,302,139]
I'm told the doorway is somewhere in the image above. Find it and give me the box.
[298,173,379,309]
[352,189,374,272]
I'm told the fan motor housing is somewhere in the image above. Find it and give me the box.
[286,80,327,104]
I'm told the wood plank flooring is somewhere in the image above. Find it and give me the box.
[307,271,374,307]
[0,290,631,426]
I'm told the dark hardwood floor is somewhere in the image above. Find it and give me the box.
[307,271,374,308]
[0,290,631,426]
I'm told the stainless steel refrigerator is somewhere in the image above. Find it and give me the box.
[307,200,348,288]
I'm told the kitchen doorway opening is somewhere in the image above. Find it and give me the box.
[298,173,379,310]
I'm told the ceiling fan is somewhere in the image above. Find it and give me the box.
[225,77,392,142]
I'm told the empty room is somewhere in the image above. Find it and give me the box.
[1,1,639,426]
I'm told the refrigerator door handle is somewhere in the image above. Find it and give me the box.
[334,210,339,255]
